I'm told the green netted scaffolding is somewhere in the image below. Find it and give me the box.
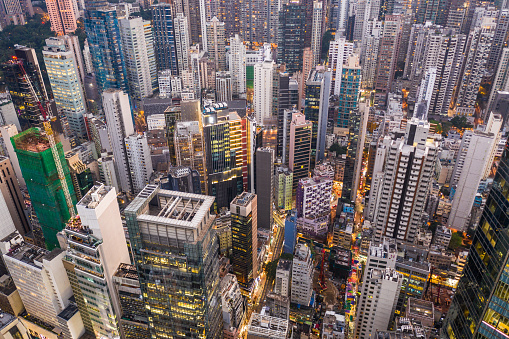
[12,128,77,249]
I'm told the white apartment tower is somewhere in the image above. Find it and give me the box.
[291,243,313,306]
[98,155,119,193]
[296,177,332,219]
[372,119,438,242]
[254,59,274,125]
[102,89,134,193]
[174,13,191,75]
[119,17,157,100]
[158,69,172,98]
[361,19,383,89]
[206,17,226,71]
[311,1,323,67]
[229,35,247,96]
[63,185,131,338]
[328,36,354,95]
[125,133,153,194]
[274,259,292,297]
[0,92,20,130]
[43,36,87,138]
[487,48,509,111]
[215,71,232,102]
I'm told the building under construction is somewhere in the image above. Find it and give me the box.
[12,127,77,249]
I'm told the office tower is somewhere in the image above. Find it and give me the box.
[442,137,509,338]
[328,36,353,96]
[255,148,274,229]
[230,192,258,288]
[310,1,323,67]
[174,13,190,75]
[98,155,119,192]
[202,112,244,212]
[448,114,502,231]
[394,259,431,317]
[220,274,245,333]
[336,55,361,129]
[12,128,76,249]
[371,119,437,243]
[453,18,495,116]
[63,185,130,338]
[103,89,134,193]
[174,121,207,194]
[151,4,178,75]
[65,152,93,201]
[125,186,222,338]
[215,71,232,101]
[488,48,509,111]
[277,2,305,74]
[239,0,266,43]
[276,75,299,161]
[85,7,128,92]
[2,239,85,339]
[304,69,331,164]
[275,166,293,211]
[43,37,87,138]
[229,35,246,97]
[361,19,383,89]
[289,112,312,191]
[113,264,150,339]
[46,0,77,35]
[119,17,157,101]
[487,9,509,71]
[341,103,369,202]
[0,93,20,131]
[206,17,226,71]
[0,125,24,187]
[254,59,275,125]
[0,157,29,235]
[125,133,153,194]
[291,243,313,306]
[164,166,202,194]
[374,15,402,106]
[1,46,47,128]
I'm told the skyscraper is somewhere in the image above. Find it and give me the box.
[487,8,509,71]
[229,34,246,97]
[63,185,131,338]
[125,186,222,339]
[151,3,178,75]
[289,112,312,191]
[255,148,274,229]
[125,133,153,194]
[102,89,134,193]
[328,36,353,96]
[336,55,361,129]
[12,127,77,249]
[230,192,258,288]
[46,0,77,35]
[174,13,190,75]
[119,16,157,101]
[310,1,323,67]
[487,48,509,111]
[0,124,25,187]
[43,37,87,138]
[85,7,128,92]
[175,121,207,194]
[442,138,509,338]
[275,73,299,161]
[206,17,226,71]
[254,59,275,125]
[277,1,306,74]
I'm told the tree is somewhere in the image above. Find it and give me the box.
[448,231,464,250]
[264,259,279,284]
[450,116,473,130]
[280,253,293,261]
[330,143,347,155]
[132,8,151,21]
[321,30,334,61]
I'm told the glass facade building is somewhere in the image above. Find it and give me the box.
[125,186,222,339]
[336,65,361,129]
[443,139,509,338]
[277,2,306,74]
[151,3,178,75]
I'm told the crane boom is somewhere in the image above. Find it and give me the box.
[16,59,75,219]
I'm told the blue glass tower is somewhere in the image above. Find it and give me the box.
[336,61,361,129]
[443,138,509,338]
[283,210,297,254]
[85,7,128,92]
[151,3,178,75]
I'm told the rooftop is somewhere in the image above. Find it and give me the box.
[12,128,50,153]
[247,313,289,338]
[231,192,256,207]
[57,304,79,322]
[114,263,139,281]
[407,298,434,319]
[277,259,292,272]
[0,310,16,330]
[4,242,56,269]
[78,184,112,209]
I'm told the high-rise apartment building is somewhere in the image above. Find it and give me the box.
[296,176,332,219]
[151,3,178,75]
[239,0,266,43]
[103,89,134,193]
[488,48,509,111]
[125,186,222,339]
[310,1,323,67]
[215,71,232,101]
[254,59,275,125]
[255,148,274,229]
[0,124,24,187]
[230,192,258,288]
[328,36,353,96]
[125,133,153,194]
[229,35,246,97]
[3,239,85,339]
[371,119,438,243]
[487,8,509,71]
[174,13,190,75]
[62,185,131,338]
[43,36,87,138]
[275,166,293,211]
[442,139,509,339]
[361,19,383,89]
[12,128,77,249]
[289,112,312,191]
[275,74,299,161]
[336,55,361,129]
[119,17,157,101]
[85,7,128,92]
[206,17,226,71]
[277,1,306,74]
[46,0,77,35]
[291,243,313,306]
[0,92,20,131]
[0,157,30,236]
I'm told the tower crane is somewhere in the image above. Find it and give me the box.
[13,57,76,219]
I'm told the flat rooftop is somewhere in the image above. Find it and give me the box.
[12,128,50,153]
[78,184,113,209]
[57,304,79,322]
[4,242,59,268]
[247,313,289,338]
[407,298,434,319]
[277,259,292,272]
[114,263,139,280]
[231,192,256,207]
